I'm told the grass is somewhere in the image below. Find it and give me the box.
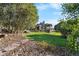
[25,32,66,47]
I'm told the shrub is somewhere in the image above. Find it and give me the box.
[66,31,79,55]
[36,41,56,51]
[36,41,49,49]
[54,21,72,38]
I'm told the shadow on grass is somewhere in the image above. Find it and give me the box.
[26,34,66,47]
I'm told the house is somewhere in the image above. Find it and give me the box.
[36,21,53,32]
[36,21,45,31]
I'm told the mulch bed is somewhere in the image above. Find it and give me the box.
[0,33,24,48]
[3,40,68,56]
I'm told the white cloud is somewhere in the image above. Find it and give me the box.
[36,4,49,10]
[36,3,61,11]
[49,3,61,10]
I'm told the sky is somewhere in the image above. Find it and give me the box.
[35,3,64,27]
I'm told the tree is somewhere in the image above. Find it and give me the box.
[54,19,72,38]
[54,18,79,54]
[62,3,79,18]
[0,3,39,33]
[61,3,79,54]
[45,23,52,33]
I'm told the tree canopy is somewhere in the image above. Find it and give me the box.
[60,3,79,54]
[62,3,79,18]
[0,3,39,33]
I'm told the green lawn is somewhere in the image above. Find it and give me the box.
[25,32,66,47]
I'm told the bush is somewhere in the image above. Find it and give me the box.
[36,41,49,49]
[66,31,79,55]
[36,41,56,51]
[54,22,72,38]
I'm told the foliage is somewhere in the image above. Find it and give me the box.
[54,19,72,37]
[0,3,38,33]
[62,3,79,18]
[55,18,79,54]
[36,41,49,49]
[44,23,52,33]
[61,3,79,54]
[66,30,79,54]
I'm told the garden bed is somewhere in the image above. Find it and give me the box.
[3,40,68,56]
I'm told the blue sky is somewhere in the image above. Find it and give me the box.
[35,3,64,27]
